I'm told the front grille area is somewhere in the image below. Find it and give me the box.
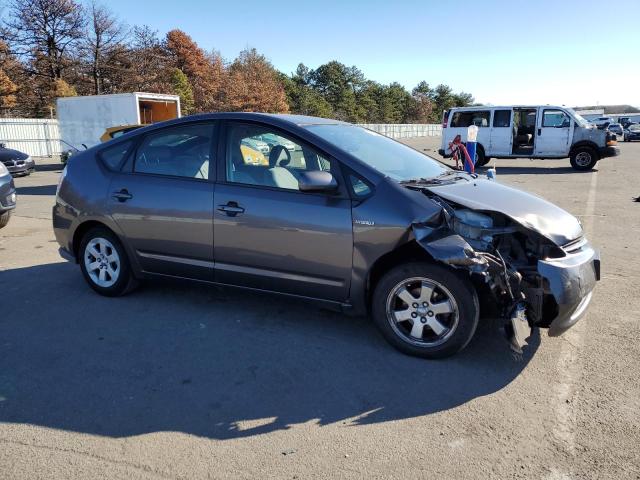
[562,236,587,254]
[2,159,26,168]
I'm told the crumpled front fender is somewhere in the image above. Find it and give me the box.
[413,224,488,270]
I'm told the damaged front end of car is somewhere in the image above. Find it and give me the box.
[408,187,600,353]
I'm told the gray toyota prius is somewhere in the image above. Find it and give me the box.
[53,113,600,358]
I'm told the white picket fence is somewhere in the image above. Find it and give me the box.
[359,123,442,138]
[0,118,62,157]
[0,118,442,157]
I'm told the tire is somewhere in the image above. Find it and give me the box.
[78,227,138,296]
[371,262,479,359]
[570,146,599,171]
[0,211,10,229]
[475,145,490,167]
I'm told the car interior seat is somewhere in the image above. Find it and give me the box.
[265,145,298,189]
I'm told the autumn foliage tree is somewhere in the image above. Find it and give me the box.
[166,29,225,112]
[224,48,288,113]
[0,1,474,120]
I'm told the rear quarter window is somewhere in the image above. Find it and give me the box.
[451,111,490,128]
[99,140,133,171]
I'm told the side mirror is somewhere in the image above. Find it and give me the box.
[298,171,338,193]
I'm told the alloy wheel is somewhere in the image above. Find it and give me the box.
[385,277,459,347]
[84,237,120,288]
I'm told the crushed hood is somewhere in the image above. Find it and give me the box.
[426,178,583,246]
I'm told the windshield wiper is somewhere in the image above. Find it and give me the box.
[400,170,471,185]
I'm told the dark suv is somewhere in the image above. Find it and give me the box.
[53,113,599,358]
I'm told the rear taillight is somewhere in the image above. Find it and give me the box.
[442,110,449,128]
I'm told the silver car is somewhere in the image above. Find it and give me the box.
[53,113,600,358]
[0,161,17,228]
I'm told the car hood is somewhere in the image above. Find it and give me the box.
[0,147,29,161]
[426,177,583,246]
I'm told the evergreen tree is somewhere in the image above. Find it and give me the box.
[170,68,195,115]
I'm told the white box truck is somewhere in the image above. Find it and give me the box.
[57,92,181,150]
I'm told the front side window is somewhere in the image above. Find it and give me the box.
[542,110,571,128]
[493,110,511,127]
[306,124,447,182]
[226,123,332,191]
[134,123,214,179]
[450,110,490,128]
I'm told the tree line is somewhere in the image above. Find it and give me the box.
[0,0,474,123]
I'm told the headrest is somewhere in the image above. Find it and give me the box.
[269,145,290,168]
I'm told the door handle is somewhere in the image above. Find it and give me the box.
[217,202,245,217]
[538,128,542,136]
[112,189,133,202]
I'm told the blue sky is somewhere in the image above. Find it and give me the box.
[20,0,640,105]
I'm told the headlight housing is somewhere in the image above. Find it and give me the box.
[0,162,8,176]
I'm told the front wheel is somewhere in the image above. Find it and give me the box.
[79,227,138,296]
[570,146,599,170]
[0,211,10,229]
[475,146,490,167]
[372,262,479,358]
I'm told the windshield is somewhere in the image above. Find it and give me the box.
[565,108,591,128]
[305,124,448,181]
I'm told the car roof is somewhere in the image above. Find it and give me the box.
[105,112,349,148]
[165,112,346,127]
[448,105,567,111]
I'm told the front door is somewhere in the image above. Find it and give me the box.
[534,108,572,156]
[213,122,353,302]
[489,109,513,155]
[108,122,216,281]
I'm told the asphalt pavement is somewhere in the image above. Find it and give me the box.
[0,138,639,479]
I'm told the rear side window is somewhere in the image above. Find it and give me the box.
[493,110,511,127]
[99,140,133,171]
[134,123,215,179]
[450,111,490,128]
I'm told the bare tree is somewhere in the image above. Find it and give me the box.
[122,25,171,93]
[81,1,128,94]
[2,0,85,81]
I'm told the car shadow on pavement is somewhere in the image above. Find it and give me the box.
[15,184,58,196]
[34,163,63,173]
[0,262,539,440]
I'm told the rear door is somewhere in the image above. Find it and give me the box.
[534,108,572,156]
[489,109,513,155]
[449,109,491,151]
[213,122,353,301]
[107,122,216,281]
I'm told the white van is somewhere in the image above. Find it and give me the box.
[438,105,619,170]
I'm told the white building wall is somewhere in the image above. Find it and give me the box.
[0,118,61,157]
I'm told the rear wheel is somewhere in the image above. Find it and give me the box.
[570,146,599,170]
[372,262,479,358]
[79,227,137,296]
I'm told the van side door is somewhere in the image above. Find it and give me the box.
[534,108,572,156]
[489,109,512,155]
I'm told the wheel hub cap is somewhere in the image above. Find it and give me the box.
[84,237,120,288]
[385,277,459,347]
